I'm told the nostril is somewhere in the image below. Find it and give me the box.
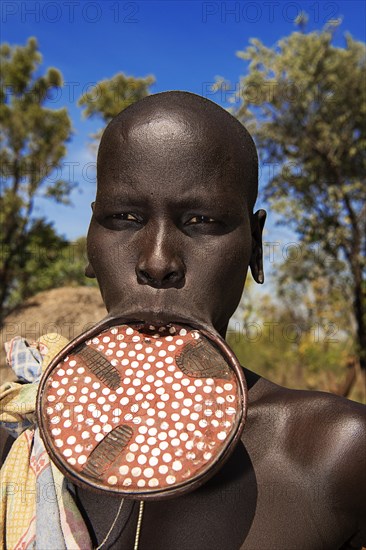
[136,267,185,288]
[165,271,178,282]
[140,270,153,282]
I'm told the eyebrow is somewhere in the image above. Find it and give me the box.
[95,193,246,220]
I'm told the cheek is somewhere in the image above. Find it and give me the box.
[87,223,110,277]
[87,223,133,298]
[200,234,252,304]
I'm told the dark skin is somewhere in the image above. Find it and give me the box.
[3,92,364,549]
[79,92,366,549]
[80,92,366,549]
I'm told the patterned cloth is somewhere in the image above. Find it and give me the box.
[0,334,92,550]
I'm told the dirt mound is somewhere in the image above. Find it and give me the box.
[1,286,107,383]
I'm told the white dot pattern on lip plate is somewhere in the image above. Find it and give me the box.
[43,323,241,492]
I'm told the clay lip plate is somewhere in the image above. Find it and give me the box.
[37,320,247,499]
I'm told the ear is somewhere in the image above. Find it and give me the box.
[249,209,266,284]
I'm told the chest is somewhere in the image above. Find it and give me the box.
[76,441,352,550]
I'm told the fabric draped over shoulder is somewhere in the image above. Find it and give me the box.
[0,334,92,550]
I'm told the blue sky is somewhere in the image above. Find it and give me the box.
[2,0,366,264]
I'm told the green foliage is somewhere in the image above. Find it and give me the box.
[79,72,155,122]
[219,19,366,369]
[78,72,155,142]
[5,225,97,312]
[48,236,98,290]
[0,39,155,320]
[228,282,364,403]
[0,37,73,203]
[0,37,73,319]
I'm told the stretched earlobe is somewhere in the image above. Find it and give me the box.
[85,263,96,279]
[249,209,266,284]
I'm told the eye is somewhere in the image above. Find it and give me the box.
[111,213,141,222]
[185,215,216,225]
[101,212,143,230]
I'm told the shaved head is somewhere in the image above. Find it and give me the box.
[97,91,258,211]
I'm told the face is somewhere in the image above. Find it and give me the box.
[87,110,264,337]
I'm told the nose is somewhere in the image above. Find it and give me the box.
[135,223,186,289]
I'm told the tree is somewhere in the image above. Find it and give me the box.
[6,230,97,312]
[0,37,73,321]
[218,19,366,371]
[227,276,365,403]
[78,72,155,144]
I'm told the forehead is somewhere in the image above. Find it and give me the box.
[97,111,248,206]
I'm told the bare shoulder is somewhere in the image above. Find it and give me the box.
[246,372,366,444]
[271,383,365,458]
[280,386,366,501]
[249,375,366,469]
[244,372,366,538]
